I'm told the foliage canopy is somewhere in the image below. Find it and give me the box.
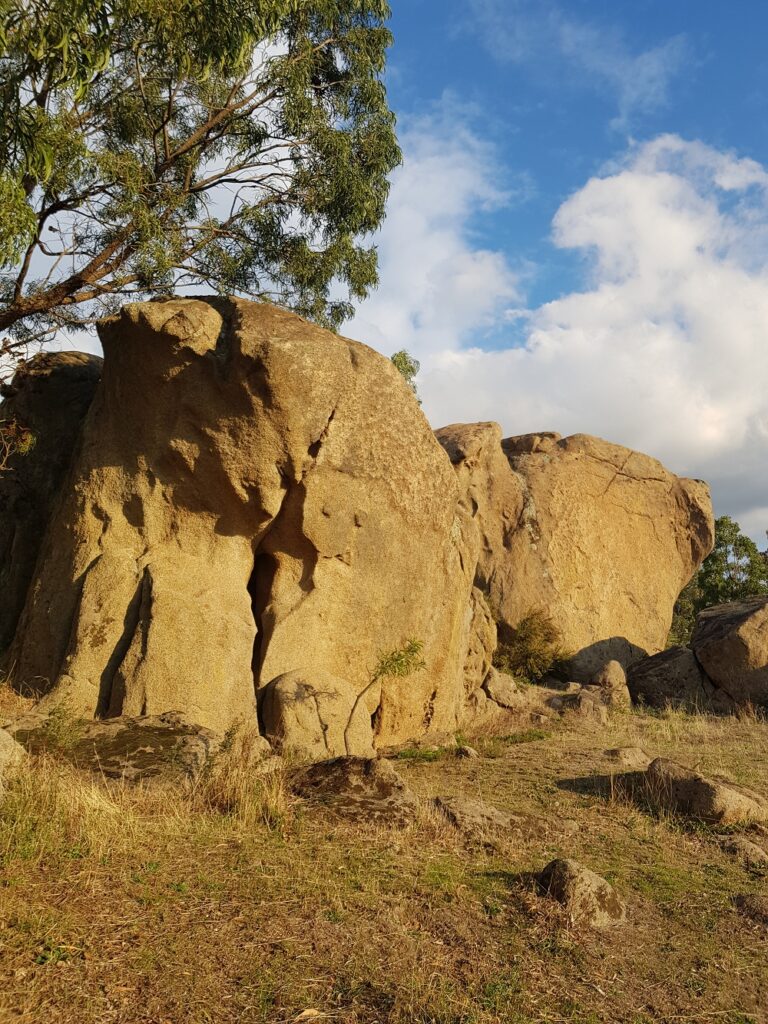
[390,348,420,401]
[669,515,768,645]
[0,0,400,370]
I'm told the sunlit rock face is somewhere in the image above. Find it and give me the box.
[5,298,475,744]
[436,422,714,679]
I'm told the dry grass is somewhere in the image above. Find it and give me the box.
[1,704,767,1024]
[0,677,34,723]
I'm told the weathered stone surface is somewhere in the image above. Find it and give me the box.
[719,836,768,870]
[260,669,375,760]
[735,893,768,925]
[0,352,102,656]
[482,667,521,709]
[9,711,221,781]
[644,758,768,825]
[433,794,523,834]
[590,660,631,708]
[692,599,768,707]
[604,746,652,770]
[0,727,25,793]
[462,586,497,695]
[7,298,474,744]
[436,423,713,680]
[539,858,626,928]
[290,756,419,825]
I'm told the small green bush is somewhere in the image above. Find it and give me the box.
[493,609,570,683]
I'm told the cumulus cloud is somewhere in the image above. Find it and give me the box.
[349,127,768,541]
[467,0,690,129]
[345,100,524,356]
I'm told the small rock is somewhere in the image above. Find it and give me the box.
[644,758,768,825]
[482,667,521,709]
[290,756,419,826]
[590,660,632,709]
[530,712,551,726]
[260,669,375,761]
[562,690,609,725]
[734,893,768,925]
[719,835,768,870]
[455,745,480,759]
[605,746,651,770]
[539,858,626,929]
[433,794,523,834]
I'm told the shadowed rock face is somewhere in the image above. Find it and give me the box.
[436,422,714,678]
[692,598,768,706]
[6,298,476,743]
[0,352,102,655]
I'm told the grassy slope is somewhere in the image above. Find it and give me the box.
[0,703,766,1024]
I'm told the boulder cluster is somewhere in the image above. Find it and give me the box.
[0,296,762,759]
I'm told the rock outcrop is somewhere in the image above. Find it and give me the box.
[692,598,768,707]
[629,599,768,710]
[436,423,714,678]
[0,352,102,655]
[4,298,475,744]
[627,646,720,710]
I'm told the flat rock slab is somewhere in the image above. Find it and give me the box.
[10,711,220,782]
[432,794,526,835]
[539,858,626,929]
[290,757,419,826]
[644,758,768,825]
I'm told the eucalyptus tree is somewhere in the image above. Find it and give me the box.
[0,0,400,380]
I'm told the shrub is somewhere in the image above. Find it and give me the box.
[493,609,569,683]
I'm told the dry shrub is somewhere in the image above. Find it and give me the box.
[493,609,570,683]
[190,723,290,830]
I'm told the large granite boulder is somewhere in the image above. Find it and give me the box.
[627,646,732,711]
[629,599,768,710]
[0,352,102,655]
[5,298,475,744]
[692,598,768,707]
[436,423,714,679]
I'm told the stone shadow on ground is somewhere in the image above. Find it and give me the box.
[555,770,646,800]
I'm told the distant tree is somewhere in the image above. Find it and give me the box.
[668,515,768,645]
[0,0,400,363]
[390,348,420,400]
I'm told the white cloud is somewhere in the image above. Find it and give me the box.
[349,127,768,543]
[467,0,690,129]
[345,99,523,355]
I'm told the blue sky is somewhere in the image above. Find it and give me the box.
[345,0,768,542]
